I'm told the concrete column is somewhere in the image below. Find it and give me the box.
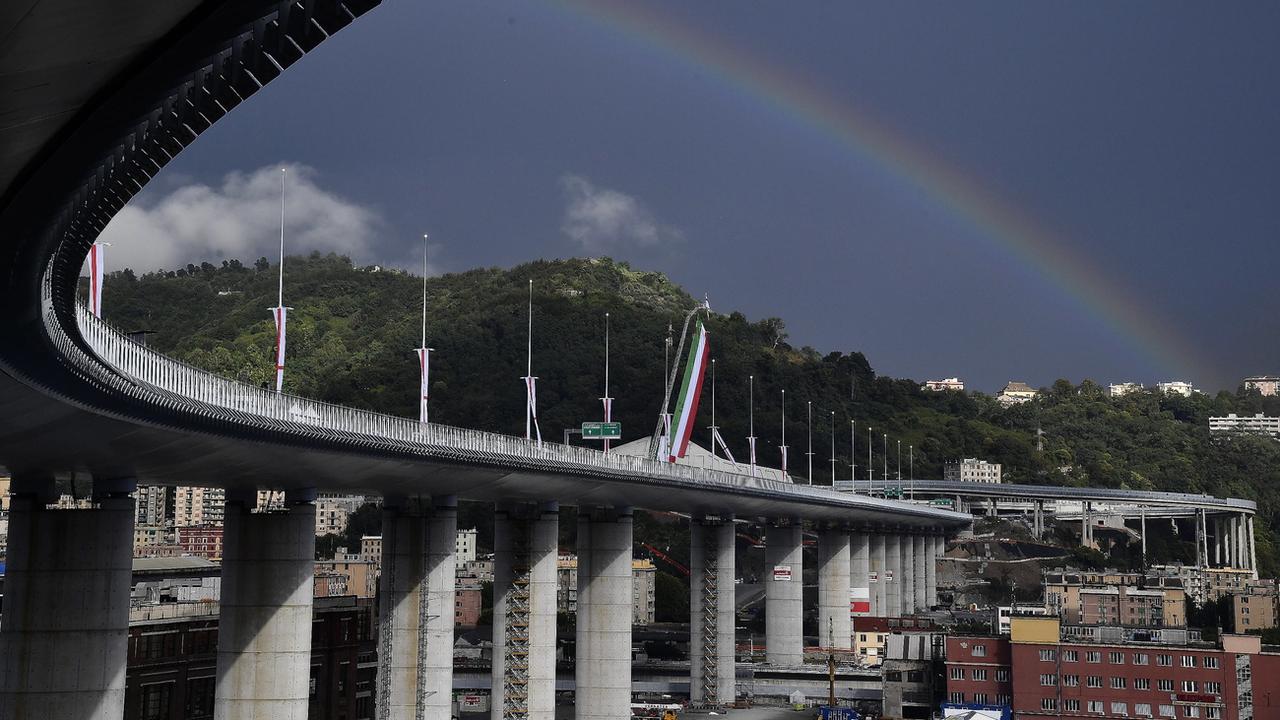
[924,535,939,608]
[1032,501,1043,539]
[1233,515,1244,570]
[817,528,852,649]
[900,534,915,615]
[913,535,928,612]
[376,496,458,720]
[869,534,886,616]
[850,532,870,617]
[0,476,134,720]
[689,517,736,705]
[764,522,803,665]
[492,502,559,720]
[883,534,902,617]
[1214,518,1222,567]
[1248,516,1258,578]
[216,490,316,720]
[576,507,634,720]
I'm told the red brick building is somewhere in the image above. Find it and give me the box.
[946,618,1280,719]
[175,525,223,560]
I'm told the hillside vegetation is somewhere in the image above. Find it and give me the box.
[97,254,1280,575]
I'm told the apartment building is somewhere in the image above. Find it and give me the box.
[943,458,1002,484]
[1208,413,1280,438]
[1044,570,1187,628]
[557,555,657,625]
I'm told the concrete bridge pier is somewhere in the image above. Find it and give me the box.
[215,489,316,720]
[764,521,803,665]
[375,495,458,720]
[883,533,902,616]
[576,506,634,720]
[925,535,940,608]
[492,502,559,720]
[850,531,870,618]
[912,534,927,612]
[869,533,886,616]
[817,527,851,649]
[689,516,736,704]
[1248,516,1258,578]
[899,533,915,616]
[0,474,134,720]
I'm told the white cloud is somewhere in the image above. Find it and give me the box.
[98,163,381,272]
[560,174,682,254]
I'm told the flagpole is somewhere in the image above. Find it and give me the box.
[416,234,434,425]
[882,433,887,486]
[897,439,902,491]
[850,421,857,493]
[829,411,836,486]
[271,167,287,394]
[709,358,716,459]
[867,426,873,493]
[278,168,286,309]
[602,312,613,455]
[909,444,915,501]
[523,279,534,442]
[779,389,787,479]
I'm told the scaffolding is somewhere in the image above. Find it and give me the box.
[502,521,532,719]
[700,526,720,703]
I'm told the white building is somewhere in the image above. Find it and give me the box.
[557,555,657,625]
[1209,413,1280,438]
[455,527,478,567]
[922,378,964,392]
[1244,376,1280,396]
[1108,382,1143,398]
[996,381,1037,405]
[943,458,1002,484]
[1156,380,1195,397]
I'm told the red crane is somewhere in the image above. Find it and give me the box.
[638,542,690,577]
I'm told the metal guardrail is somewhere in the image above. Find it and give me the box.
[873,480,1256,513]
[52,297,966,522]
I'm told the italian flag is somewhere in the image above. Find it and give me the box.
[667,320,709,462]
[272,305,288,393]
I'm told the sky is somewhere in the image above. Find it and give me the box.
[99,1,1280,393]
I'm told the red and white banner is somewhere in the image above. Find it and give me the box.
[416,348,431,424]
[601,396,613,453]
[712,427,736,464]
[657,413,673,462]
[781,445,789,475]
[523,375,542,444]
[748,436,756,465]
[272,305,288,393]
[850,587,871,615]
[89,242,106,317]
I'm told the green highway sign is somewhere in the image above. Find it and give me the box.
[581,422,622,439]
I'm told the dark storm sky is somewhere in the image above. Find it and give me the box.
[105,1,1280,392]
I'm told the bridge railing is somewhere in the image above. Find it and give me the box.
[67,302,864,502]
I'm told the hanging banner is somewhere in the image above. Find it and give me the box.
[781,445,788,475]
[712,427,737,464]
[524,375,542,444]
[272,305,288,393]
[851,587,871,614]
[667,321,709,462]
[416,348,431,424]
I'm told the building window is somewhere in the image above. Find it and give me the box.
[996,668,1010,682]
[1112,676,1127,689]
[1205,708,1220,719]
[1040,649,1057,662]
[1158,706,1175,718]
[1204,681,1221,694]
[1042,698,1058,711]
[973,669,988,681]
[996,694,1011,706]
[1112,702,1128,716]
[1089,700,1105,714]
[1041,674,1057,686]
[141,683,173,720]
[1063,649,1079,662]
[1181,680,1198,693]
[950,668,964,681]
[1158,679,1173,692]
[1181,655,1197,668]
[1064,674,1079,687]
[1064,699,1081,712]
[1087,651,1102,663]
[973,644,986,657]
[1134,652,1149,665]
[1135,678,1150,690]
[1087,675,1103,688]
[1135,704,1152,718]
[1110,651,1125,664]
[1157,654,1173,666]
[1184,707,1199,718]
[949,692,965,704]
[1204,657,1219,669]
[974,693,989,705]
[186,677,214,720]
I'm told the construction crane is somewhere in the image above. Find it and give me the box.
[638,542,690,577]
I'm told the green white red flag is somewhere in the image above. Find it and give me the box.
[666,320,709,462]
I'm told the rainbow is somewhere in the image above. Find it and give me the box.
[554,1,1209,382]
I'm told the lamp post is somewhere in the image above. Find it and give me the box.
[806,401,814,485]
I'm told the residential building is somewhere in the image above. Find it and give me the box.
[314,559,377,600]
[997,381,1037,405]
[133,525,170,554]
[455,527,478,567]
[455,577,484,627]
[880,632,946,718]
[1156,380,1195,397]
[1231,580,1279,632]
[853,616,938,666]
[1209,413,1280,438]
[315,500,351,536]
[557,555,657,625]
[946,617,1280,720]
[1153,565,1257,606]
[174,525,223,560]
[134,485,169,526]
[172,487,225,528]
[1243,376,1280,396]
[1044,570,1186,628]
[359,535,381,565]
[943,458,1002,484]
[923,378,965,392]
[1108,382,1143,398]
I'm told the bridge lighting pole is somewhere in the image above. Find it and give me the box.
[778,389,786,478]
[708,358,716,459]
[601,312,613,455]
[850,421,857,493]
[806,401,813,485]
[896,439,902,491]
[883,433,888,486]
[867,427,873,493]
[416,234,434,425]
[909,445,915,500]
[829,411,836,486]
[748,376,757,478]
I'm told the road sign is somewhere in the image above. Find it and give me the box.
[581,422,621,439]
[772,565,793,582]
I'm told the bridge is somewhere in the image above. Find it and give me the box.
[0,2,969,719]
[874,480,1258,573]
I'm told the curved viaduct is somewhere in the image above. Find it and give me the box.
[0,3,965,719]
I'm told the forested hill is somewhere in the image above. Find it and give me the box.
[96,254,1280,572]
